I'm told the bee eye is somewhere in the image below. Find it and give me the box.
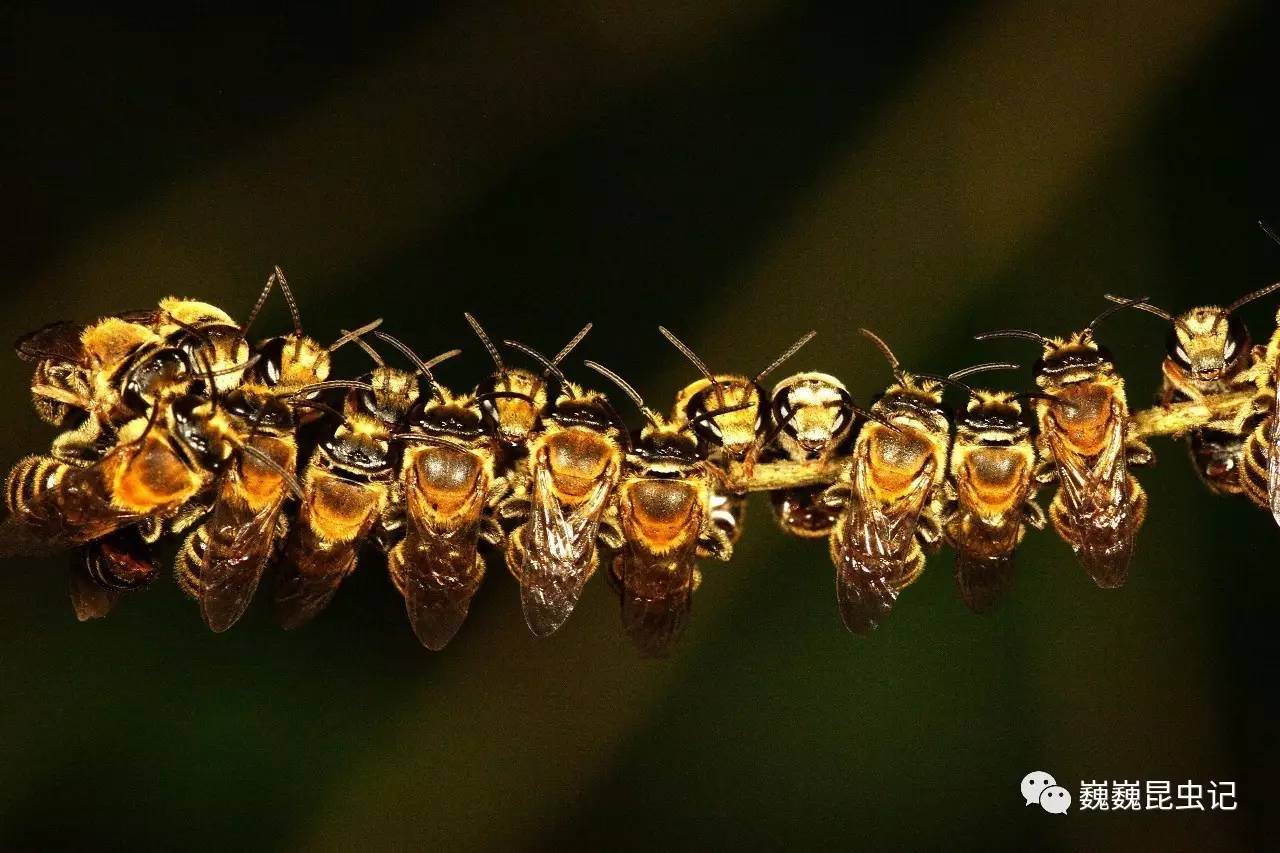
[256,338,287,386]
[1223,339,1236,360]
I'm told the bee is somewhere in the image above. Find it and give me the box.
[272,407,394,630]
[0,384,291,559]
[822,330,951,634]
[583,361,735,656]
[1238,307,1280,525]
[659,326,816,467]
[173,281,383,632]
[464,314,595,466]
[1102,278,1279,495]
[764,372,857,538]
[937,369,1045,613]
[976,298,1152,589]
[498,338,624,637]
[69,527,159,621]
[371,333,502,650]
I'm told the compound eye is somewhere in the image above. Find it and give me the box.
[1224,315,1248,363]
[688,403,723,446]
[1165,327,1191,368]
[256,338,287,386]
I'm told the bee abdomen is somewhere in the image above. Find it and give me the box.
[5,454,63,516]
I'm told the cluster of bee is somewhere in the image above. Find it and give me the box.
[4,261,1280,656]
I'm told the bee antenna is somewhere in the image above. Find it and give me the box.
[328,319,384,353]
[340,329,385,367]
[130,401,166,452]
[1103,293,1173,322]
[1104,293,1201,340]
[289,380,376,397]
[237,442,306,501]
[502,340,568,389]
[551,323,593,368]
[241,268,278,340]
[857,329,904,380]
[464,313,505,373]
[658,326,726,409]
[974,329,1054,347]
[1086,295,1150,332]
[208,354,262,378]
[167,315,219,357]
[914,372,976,399]
[688,400,754,428]
[1012,391,1060,405]
[372,331,445,398]
[754,331,816,384]
[288,398,349,424]
[583,360,658,426]
[194,351,220,412]
[1228,280,1280,313]
[274,267,303,338]
[946,361,1020,386]
[1259,219,1280,248]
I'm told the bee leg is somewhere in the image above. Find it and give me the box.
[1125,438,1155,467]
[697,518,735,562]
[479,515,505,547]
[598,512,625,551]
[915,510,944,553]
[690,567,703,592]
[50,417,105,464]
[175,527,206,601]
[1023,498,1048,531]
[1033,458,1058,486]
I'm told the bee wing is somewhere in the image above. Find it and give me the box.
[199,451,291,633]
[274,482,379,630]
[391,529,484,651]
[1044,405,1136,588]
[517,462,614,637]
[0,458,146,557]
[953,549,1015,614]
[1267,394,1280,527]
[832,455,933,634]
[614,543,697,658]
[15,321,88,364]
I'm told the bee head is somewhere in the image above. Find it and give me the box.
[632,420,702,473]
[168,394,236,471]
[318,413,393,480]
[122,346,192,414]
[679,377,761,460]
[253,333,331,390]
[769,372,852,457]
[1167,307,1249,383]
[223,386,295,432]
[957,390,1030,445]
[475,367,547,446]
[407,388,486,442]
[549,384,622,435]
[1033,332,1114,388]
[353,365,420,426]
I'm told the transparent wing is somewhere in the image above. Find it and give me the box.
[832,454,932,634]
[1045,405,1136,588]
[953,548,1015,615]
[274,479,378,630]
[1267,394,1280,527]
[517,462,614,637]
[200,441,291,632]
[614,540,698,658]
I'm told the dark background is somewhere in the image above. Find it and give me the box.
[2,2,1276,850]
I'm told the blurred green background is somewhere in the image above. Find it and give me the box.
[2,2,1277,850]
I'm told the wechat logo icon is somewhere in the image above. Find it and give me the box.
[1022,771,1071,814]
